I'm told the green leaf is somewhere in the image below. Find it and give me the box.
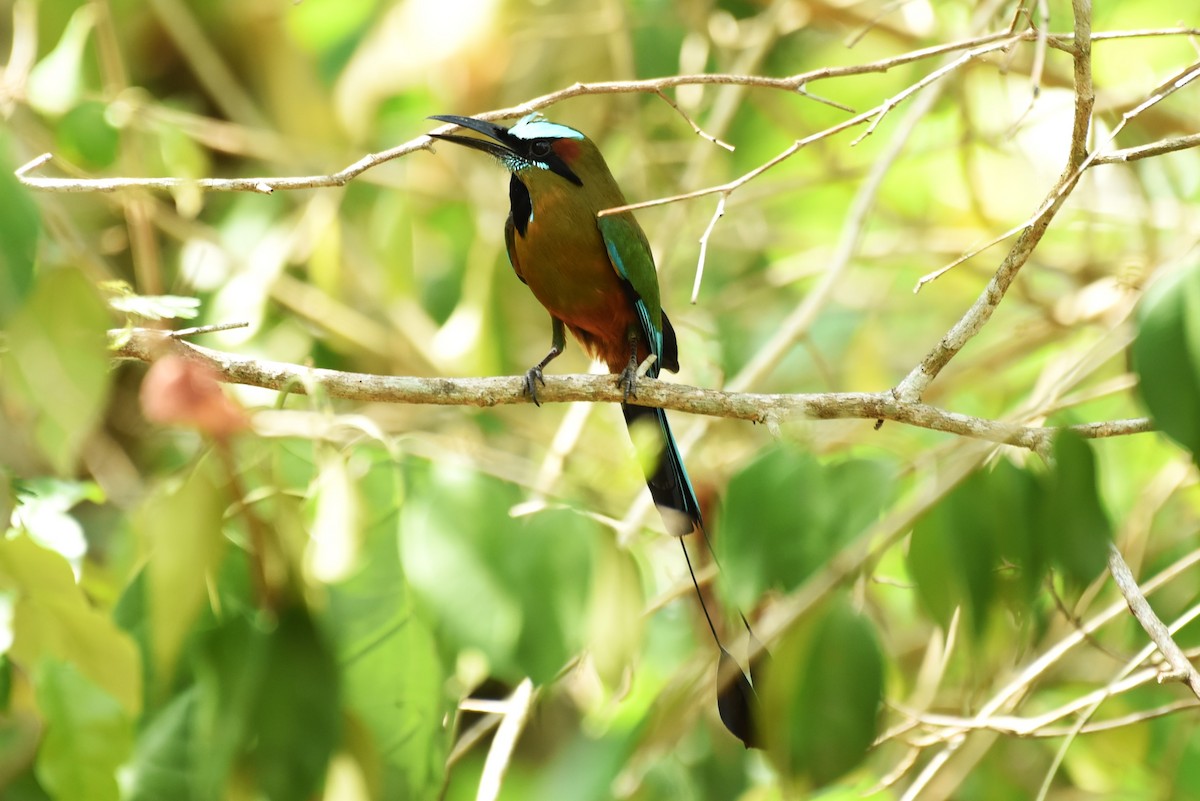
[0,769,52,801]
[907,493,963,630]
[586,539,645,689]
[305,448,362,584]
[988,459,1045,606]
[133,460,227,682]
[3,268,112,475]
[56,101,120,169]
[26,6,95,116]
[399,464,595,683]
[328,467,448,800]
[909,459,1046,637]
[0,534,142,715]
[0,134,40,327]
[909,469,1000,635]
[192,612,269,801]
[34,660,133,801]
[250,606,340,801]
[124,688,200,801]
[1041,432,1112,584]
[761,598,883,789]
[718,446,895,609]
[1132,259,1200,461]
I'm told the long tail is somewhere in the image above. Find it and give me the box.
[622,403,703,537]
[623,403,765,748]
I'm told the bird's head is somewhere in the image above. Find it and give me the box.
[428,113,595,188]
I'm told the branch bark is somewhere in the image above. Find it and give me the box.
[1107,543,1200,700]
[113,328,1151,451]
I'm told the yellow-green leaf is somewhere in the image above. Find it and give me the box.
[3,268,112,475]
[134,461,227,682]
[0,535,142,715]
[34,660,133,801]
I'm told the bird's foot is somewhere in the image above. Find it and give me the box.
[523,365,546,407]
[616,359,638,402]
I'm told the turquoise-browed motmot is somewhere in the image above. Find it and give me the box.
[428,113,702,538]
[428,113,760,747]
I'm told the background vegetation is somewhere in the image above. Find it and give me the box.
[2,0,1200,799]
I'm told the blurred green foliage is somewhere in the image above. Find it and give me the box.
[909,432,1112,639]
[2,0,1200,800]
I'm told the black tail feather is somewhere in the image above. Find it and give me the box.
[621,403,703,537]
[623,401,764,748]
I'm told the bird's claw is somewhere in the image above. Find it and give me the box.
[524,365,546,406]
[616,362,638,402]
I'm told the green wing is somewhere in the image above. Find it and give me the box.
[598,213,679,373]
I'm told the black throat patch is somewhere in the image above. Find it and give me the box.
[509,174,532,237]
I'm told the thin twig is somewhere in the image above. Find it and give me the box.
[915,60,1200,292]
[600,35,1023,218]
[891,691,1200,741]
[16,26,1200,198]
[1092,132,1200,163]
[1036,601,1200,801]
[691,193,727,303]
[653,89,735,151]
[476,679,535,801]
[167,321,251,339]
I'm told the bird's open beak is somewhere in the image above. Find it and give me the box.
[427,115,516,159]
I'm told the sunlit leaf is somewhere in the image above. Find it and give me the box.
[0,535,141,715]
[586,539,644,689]
[133,459,227,682]
[34,660,133,801]
[305,449,361,584]
[10,478,103,571]
[26,6,95,116]
[328,460,448,799]
[286,0,376,53]
[107,293,201,321]
[3,268,111,475]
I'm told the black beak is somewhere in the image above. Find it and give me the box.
[428,115,516,158]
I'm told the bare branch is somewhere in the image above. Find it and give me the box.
[476,679,535,801]
[1107,543,1200,700]
[16,25,1199,198]
[1092,132,1200,164]
[112,328,1152,449]
[894,2,1098,403]
[691,193,727,304]
[599,35,1022,218]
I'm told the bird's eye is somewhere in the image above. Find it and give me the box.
[530,140,552,158]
